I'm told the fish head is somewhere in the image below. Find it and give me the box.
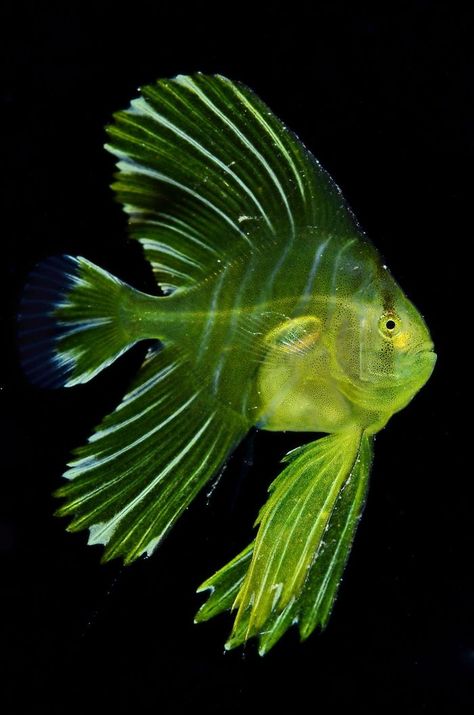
[334,276,436,421]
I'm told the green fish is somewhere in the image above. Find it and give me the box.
[19,74,436,655]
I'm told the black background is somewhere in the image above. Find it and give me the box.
[2,3,472,713]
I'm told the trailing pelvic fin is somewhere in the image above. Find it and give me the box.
[196,431,373,654]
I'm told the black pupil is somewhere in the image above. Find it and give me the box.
[386,319,396,331]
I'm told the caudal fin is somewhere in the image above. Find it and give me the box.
[18,255,138,388]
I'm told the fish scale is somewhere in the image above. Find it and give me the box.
[18,73,435,654]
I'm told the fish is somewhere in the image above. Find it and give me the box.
[18,73,436,655]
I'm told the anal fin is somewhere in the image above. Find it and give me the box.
[55,345,248,563]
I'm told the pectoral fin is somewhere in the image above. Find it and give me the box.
[196,430,373,654]
[264,316,322,357]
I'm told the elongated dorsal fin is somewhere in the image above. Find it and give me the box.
[106,73,360,294]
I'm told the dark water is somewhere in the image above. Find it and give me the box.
[2,4,471,713]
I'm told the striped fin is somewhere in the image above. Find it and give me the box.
[196,431,373,654]
[18,255,139,388]
[105,74,360,293]
[55,346,248,563]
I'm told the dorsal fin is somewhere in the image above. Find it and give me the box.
[105,73,360,294]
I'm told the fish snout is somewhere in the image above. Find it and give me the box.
[412,339,435,356]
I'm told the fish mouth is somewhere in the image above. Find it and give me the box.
[412,340,435,356]
[392,341,437,386]
[408,341,437,383]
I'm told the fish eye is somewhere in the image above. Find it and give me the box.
[378,313,400,338]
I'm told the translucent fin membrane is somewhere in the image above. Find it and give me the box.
[18,255,136,388]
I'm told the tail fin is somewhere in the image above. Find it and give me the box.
[18,255,139,388]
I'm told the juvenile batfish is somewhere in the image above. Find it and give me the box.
[19,74,436,654]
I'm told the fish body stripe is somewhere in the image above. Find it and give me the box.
[294,237,333,313]
[196,263,230,362]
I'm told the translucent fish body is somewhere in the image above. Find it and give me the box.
[19,74,435,654]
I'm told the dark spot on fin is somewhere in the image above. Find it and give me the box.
[18,255,83,388]
[18,255,136,388]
